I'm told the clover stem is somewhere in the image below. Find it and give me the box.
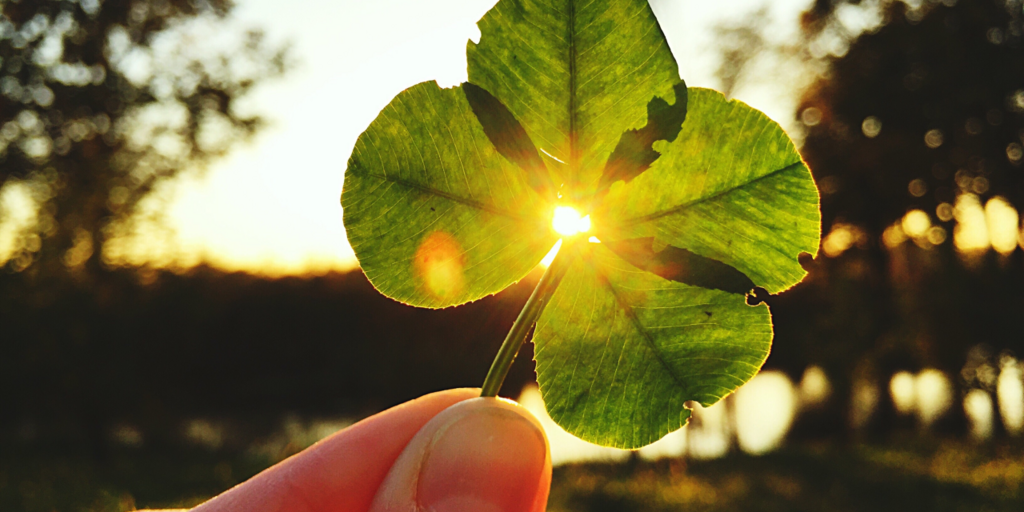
[480,239,578,397]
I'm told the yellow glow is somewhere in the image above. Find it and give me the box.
[998,359,1024,435]
[822,223,857,257]
[733,371,797,455]
[985,196,1019,255]
[964,389,994,440]
[0,182,38,266]
[915,369,953,427]
[539,239,562,268]
[552,206,591,236]
[414,231,465,300]
[890,371,916,415]
[954,193,990,253]
[902,209,931,239]
[799,365,831,406]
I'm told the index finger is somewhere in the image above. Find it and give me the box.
[192,388,479,512]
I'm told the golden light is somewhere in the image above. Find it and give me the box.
[552,206,591,236]
[890,371,916,415]
[822,223,855,257]
[915,368,953,427]
[733,371,797,455]
[901,209,931,239]
[964,389,994,440]
[998,358,1024,435]
[539,239,562,268]
[798,365,832,406]
[414,231,465,300]
[954,193,990,253]
[984,196,1019,255]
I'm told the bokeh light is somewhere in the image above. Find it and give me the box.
[890,371,916,415]
[954,193,990,253]
[997,357,1024,436]
[850,379,880,430]
[902,209,931,239]
[964,389,994,441]
[822,222,867,257]
[915,369,953,428]
[798,365,832,407]
[984,196,1019,256]
[734,371,797,455]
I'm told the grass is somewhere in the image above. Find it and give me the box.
[549,438,1024,512]
[3,434,1023,511]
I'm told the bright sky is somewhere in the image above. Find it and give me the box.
[158,0,815,276]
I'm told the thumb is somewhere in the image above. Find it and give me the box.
[369,396,551,512]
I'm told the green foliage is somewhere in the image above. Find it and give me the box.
[342,0,820,448]
[0,0,287,278]
[598,88,820,295]
[533,243,772,448]
[465,0,682,200]
[343,81,554,308]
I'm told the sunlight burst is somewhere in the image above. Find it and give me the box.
[552,206,591,236]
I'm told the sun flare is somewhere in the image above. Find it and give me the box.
[552,206,591,236]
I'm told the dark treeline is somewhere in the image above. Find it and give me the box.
[774,0,1024,438]
[1,266,540,445]
[4,243,1024,444]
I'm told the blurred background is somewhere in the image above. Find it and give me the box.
[2,0,1024,510]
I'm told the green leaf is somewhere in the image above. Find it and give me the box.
[598,81,689,193]
[534,242,771,449]
[467,0,681,198]
[531,88,819,448]
[343,81,557,308]
[597,88,821,294]
[462,82,555,198]
[343,0,821,450]
[604,237,755,295]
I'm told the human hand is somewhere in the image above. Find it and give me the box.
[188,389,551,512]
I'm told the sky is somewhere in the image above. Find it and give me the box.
[153,0,816,276]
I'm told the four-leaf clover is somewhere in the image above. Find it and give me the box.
[342,0,820,448]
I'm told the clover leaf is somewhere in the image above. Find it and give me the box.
[342,0,820,449]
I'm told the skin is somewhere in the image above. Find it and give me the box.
[149,389,551,512]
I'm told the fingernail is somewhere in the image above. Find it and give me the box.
[416,404,547,512]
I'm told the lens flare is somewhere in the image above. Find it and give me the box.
[413,231,465,300]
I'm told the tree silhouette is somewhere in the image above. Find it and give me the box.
[0,0,287,284]
[770,0,1024,437]
[801,0,1023,238]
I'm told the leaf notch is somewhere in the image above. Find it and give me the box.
[598,81,689,191]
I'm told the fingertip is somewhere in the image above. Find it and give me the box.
[193,388,483,512]
[372,397,551,512]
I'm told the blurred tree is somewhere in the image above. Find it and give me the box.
[786,0,1024,437]
[0,0,286,458]
[712,7,769,98]
[712,0,1024,438]
[800,0,1023,239]
[0,0,287,284]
